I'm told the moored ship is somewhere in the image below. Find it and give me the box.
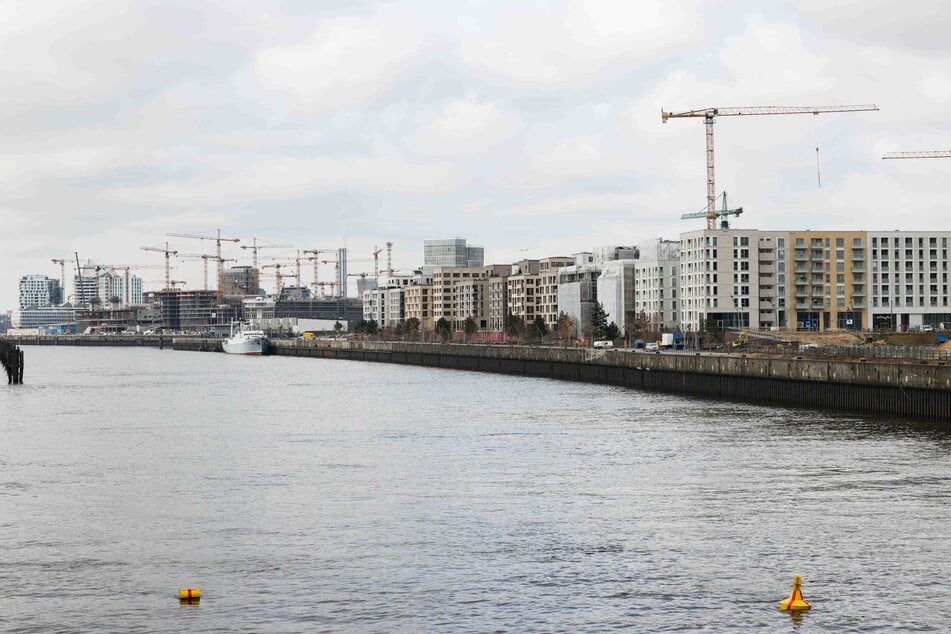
[222,322,267,355]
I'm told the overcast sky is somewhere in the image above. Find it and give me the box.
[2,0,950,309]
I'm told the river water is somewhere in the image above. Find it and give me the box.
[1,346,949,632]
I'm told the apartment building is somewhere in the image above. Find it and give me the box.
[18,275,61,309]
[786,231,866,331]
[403,284,434,331]
[868,231,951,331]
[362,288,387,324]
[680,229,787,332]
[506,259,541,327]
[633,239,681,332]
[538,257,574,329]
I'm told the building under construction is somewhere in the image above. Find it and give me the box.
[274,297,363,330]
[144,289,239,332]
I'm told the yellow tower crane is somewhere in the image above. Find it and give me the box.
[662,104,879,228]
[166,229,240,299]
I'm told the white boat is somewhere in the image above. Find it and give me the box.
[222,322,267,355]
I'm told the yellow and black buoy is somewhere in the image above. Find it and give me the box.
[179,588,201,601]
[778,576,810,611]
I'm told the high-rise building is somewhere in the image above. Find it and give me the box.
[424,238,484,268]
[18,275,61,309]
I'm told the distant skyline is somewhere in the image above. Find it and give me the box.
[3,1,950,309]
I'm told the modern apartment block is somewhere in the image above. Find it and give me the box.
[506,259,541,327]
[680,229,787,332]
[18,274,61,309]
[538,257,574,329]
[633,239,681,332]
[431,266,493,328]
[403,284,434,331]
[868,231,951,331]
[362,288,387,324]
[787,231,866,331]
[424,238,484,268]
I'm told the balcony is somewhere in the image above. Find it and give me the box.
[851,253,865,261]
[811,265,825,273]
[852,289,866,297]
[795,302,810,309]
[852,265,866,273]
[795,265,810,273]
[812,290,825,298]
[794,251,808,261]
[852,301,866,309]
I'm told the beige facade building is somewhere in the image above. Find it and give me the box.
[788,231,867,331]
[403,285,434,331]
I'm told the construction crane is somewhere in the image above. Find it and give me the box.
[373,246,384,283]
[141,242,178,290]
[240,238,292,271]
[882,150,951,160]
[386,241,393,278]
[167,229,240,299]
[177,253,236,291]
[261,263,290,297]
[106,264,163,306]
[681,191,743,229]
[303,249,338,297]
[51,258,68,303]
[661,104,879,228]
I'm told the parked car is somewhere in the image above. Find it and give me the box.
[645,342,659,352]
[593,340,614,349]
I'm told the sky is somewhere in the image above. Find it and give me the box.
[2,0,950,309]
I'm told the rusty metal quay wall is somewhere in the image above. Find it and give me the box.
[270,340,951,423]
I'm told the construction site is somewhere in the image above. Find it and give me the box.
[17,232,396,335]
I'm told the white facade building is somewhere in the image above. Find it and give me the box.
[18,275,60,309]
[868,231,951,331]
[596,260,636,333]
[633,239,681,332]
[679,229,787,332]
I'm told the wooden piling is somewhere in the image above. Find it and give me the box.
[1,340,24,384]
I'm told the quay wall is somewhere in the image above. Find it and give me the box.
[266,340,950,422]
[6,335,949,422]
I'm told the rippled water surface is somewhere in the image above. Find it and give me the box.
[2,346,950,632]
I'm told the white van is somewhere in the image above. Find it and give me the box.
[593,340,614,349]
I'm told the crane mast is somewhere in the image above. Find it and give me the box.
[141,242,178,290]
[662,104,878,228]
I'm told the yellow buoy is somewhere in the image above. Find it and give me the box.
[178,588,201,600]
[778,576,811,611]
